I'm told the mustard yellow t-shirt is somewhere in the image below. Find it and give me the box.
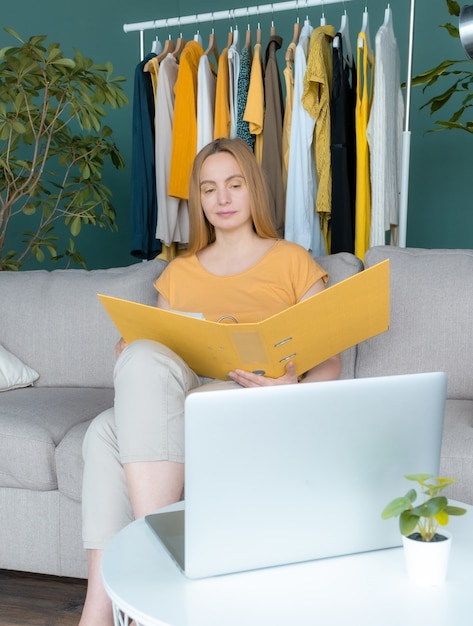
[154,239,327,323]
[243,42,264,164]
[214,47,231,139]
[168,41,204,200]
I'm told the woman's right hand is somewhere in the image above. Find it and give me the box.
[115,337,127,359]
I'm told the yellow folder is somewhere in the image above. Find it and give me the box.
[98,259,390,380]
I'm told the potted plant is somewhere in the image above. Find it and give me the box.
[411,0,473,135]
[0,28,128,270]
[381,473,467,586]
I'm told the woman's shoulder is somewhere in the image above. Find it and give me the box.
[271,239,319,263]
[164,253,199,272]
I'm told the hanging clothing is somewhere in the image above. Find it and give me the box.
[236,46,255,149]
[262,34,285,237]
[302,25,335,253]
[282,42,296,196]
[155,53,189,247]
[228,37,241,138]
[144,56,159,97]
[168,41,204,200]
[243,41,264,163]
[197,54,217,152]
[354,32,374,262]
[130,53,162,260]
[214,47,231,139]
[285,21,325,257]
[367,15,404,248]
[330,36,357,254]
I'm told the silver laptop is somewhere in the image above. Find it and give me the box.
[145,371,447,579]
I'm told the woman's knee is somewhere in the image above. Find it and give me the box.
[115,339,199,390]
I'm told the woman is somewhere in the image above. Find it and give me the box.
[78,138,341,626]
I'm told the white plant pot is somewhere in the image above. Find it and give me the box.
[402,530,452,586]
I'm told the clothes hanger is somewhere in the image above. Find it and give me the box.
[244,7,252,56]
[244,20,253,62]
[171,17,185,58]
[192,15,203,47]
[244,24,252,49]
[231,24,240,50]
[173,26,185,58]
[205,28,219,63]
[334,10,353,67]
[150,23,163,55]
[227,25,234,48]
[143,24,162,70]
[319,0,326,25]
[285,19,301,62]
[383,3,393,29]
[256,21,262,45]
[358,7,372,57]
[151,36,162,55]
[157,35,175,63]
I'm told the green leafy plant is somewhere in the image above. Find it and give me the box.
[0,28,128,270]
[381,473,467,542]
[412,0,473,134]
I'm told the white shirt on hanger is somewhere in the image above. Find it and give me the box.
[228,31,241,138]
[284,21,326,257]
[155,54,189,246]
[197,54,216,152]
[366,11,404,247]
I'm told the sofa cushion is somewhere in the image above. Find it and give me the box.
[56,418,93,502]
[359,246,473,399]
[0,258,167,388]
[0,344,39,392]
[440,399,473,504]
[316,252,364,379]
[0,387,114,490]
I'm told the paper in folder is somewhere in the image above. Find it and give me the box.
[98,259,390,380]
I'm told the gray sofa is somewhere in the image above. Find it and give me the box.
[0,246,472,579]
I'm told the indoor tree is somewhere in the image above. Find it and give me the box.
[412,0,473,134]
[0,28,128,270]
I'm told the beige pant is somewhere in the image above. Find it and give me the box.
[81,339,234,549]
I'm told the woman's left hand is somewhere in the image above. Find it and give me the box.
[227,361,299,387]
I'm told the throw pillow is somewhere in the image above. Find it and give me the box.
[0,344,39,392]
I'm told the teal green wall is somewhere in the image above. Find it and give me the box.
[2,0,472,269]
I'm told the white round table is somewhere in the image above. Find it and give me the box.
[102,502,473,626]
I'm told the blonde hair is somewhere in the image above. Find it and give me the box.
[185,138,277,255]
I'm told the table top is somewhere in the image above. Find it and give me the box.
[102,502,473,626]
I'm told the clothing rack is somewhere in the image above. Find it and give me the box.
[123,0,415,249]
[123,0,352,61]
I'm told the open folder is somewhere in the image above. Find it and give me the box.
[98,259,390,380]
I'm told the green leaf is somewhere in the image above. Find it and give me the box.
[445,505,468,516]
[447,0,461,17]
[441,22,459,38]
[411,496,448,518]
[70,216,82,236]
[32,246,45,263]
[399,511,420,536]
[12,120,27,133]
[51,58,76,68]
[405,473,433,483]
[381,490,416,520]
[22,205,37,216]
[4,27,24,43]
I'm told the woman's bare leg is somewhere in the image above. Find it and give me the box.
[78,549,112,626]
[78,460,183,625]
